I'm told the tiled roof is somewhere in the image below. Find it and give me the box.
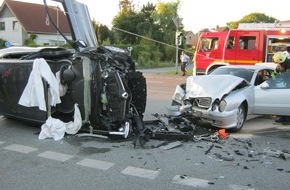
[3,0,71,34]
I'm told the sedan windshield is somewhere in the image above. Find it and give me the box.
[209,68,254,82]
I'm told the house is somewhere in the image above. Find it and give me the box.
[0,0,71,46]
[184,26,230,48]
[183,31,194,47]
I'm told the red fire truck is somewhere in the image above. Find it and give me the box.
[193,23,290,75]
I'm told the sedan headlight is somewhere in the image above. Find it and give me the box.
[218,100,227,112]
[211,99,219,111]
[172,85,186,104]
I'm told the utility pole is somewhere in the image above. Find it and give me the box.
[172,17,183,74]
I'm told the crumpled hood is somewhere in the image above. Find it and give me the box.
[186,75,245,99]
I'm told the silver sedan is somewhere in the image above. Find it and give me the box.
[170,65,283,132]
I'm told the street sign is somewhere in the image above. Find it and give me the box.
[5,41,11,48]
[172,17,183,28]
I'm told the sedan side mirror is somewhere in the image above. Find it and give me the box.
[260,82,269,89]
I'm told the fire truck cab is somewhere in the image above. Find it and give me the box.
[194,23,290,75]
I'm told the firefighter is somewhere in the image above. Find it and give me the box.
[272,51,290,123]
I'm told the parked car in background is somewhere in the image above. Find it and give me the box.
[170,65,278,132]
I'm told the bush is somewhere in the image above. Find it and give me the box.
[164,46,176,62]
[137,51,151,65]
[151,51,163,62]
[0,38,5,48]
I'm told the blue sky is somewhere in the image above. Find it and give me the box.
[1,0,289,32]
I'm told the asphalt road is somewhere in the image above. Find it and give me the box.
[0,68,290,190]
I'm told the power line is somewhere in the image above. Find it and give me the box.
[111,26,194,54]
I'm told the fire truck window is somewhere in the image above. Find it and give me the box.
[239,36,256,50]
[227,36,235,49]
[200,37,218,52]
[200,39,208,52]
[212,39,218,50]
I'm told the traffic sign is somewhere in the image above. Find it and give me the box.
[5,41,11,48]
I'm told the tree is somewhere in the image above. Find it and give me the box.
[93,20,113,45]
[151,1,180,45]
[112,0,181,62]
[136,3,157,39]
[119,0,133,12]
[227,12,277,29]
[0,38,5,48]
[113,11,144,44]
[24,33,37,47]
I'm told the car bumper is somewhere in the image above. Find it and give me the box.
[192,107,238,129]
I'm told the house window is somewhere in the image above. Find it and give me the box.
[13,21,19,30]
[0,22,5,31]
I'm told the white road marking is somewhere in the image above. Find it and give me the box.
[0,143,259,189]
[76,158,114,170]
[172,175,210,188]
[38,151,73,162]
[3,144,37,154]
[121,166,160,179]
[228,184,256,190]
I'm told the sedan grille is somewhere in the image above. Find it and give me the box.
[194,97,212,109]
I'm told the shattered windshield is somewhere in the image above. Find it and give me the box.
[210,67,254,82]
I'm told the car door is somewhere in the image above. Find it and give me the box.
[254,72,290,115]
[0,60,49,123]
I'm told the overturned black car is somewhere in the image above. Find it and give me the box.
[0,0,147,139]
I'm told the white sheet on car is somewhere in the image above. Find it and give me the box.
[39,104,82,141]
[18,58,61,111]
[56,71,68,97]
[185,75,244,99]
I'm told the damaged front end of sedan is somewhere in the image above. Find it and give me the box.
[0,0,147,139]
[168,75,253,132]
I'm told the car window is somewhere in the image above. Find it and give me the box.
[210,68,254,82]
[267,72,290,89]
[254,69,272,86]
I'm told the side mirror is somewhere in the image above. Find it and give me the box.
[260,82,269,89]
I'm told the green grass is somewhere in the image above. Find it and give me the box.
[164,68,193,75]
[136,60,194,75]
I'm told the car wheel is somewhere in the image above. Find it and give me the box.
[231,104,246,132]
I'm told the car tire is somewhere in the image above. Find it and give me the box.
[231,104,246,132]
